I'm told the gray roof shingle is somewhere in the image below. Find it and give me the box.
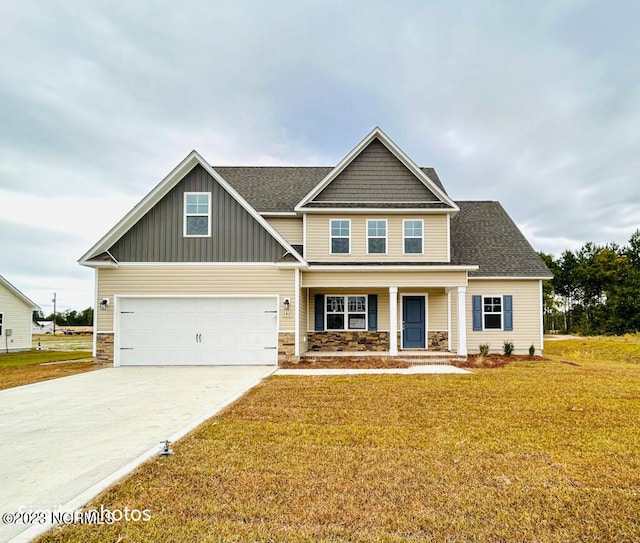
[214,166,447,213]
[451,201,552,278]
[214,165,550,278]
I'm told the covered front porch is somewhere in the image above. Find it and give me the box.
[297,268,474,358]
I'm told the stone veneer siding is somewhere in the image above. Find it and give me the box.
[96,333,114,363]
[278,332,296,364]
[308,331,389,352]
[428,331,449,351]
[395,331,450,351]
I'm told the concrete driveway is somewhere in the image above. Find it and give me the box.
[0,366,274,543]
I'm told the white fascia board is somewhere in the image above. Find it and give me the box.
[470,276,554,280]
[0,275,40,310]
[295,207,458,215]
[81,261,119,269]
[308,264,479,272]
[259,212,299,217]
[78,150,306,266]
[275,262,308,269]
[294,127,459,212]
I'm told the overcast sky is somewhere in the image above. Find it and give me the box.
[1,0,639,314]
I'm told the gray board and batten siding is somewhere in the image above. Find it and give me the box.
[313,139,441,203]
[108,164,288,263]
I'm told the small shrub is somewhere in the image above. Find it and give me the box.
[529,344,536,357]
[479,343,490,356]
[503,341,515,356]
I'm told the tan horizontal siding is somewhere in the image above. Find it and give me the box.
[302,270,466,288]
[0,284,33,351]
[266,217,303,245]
[305,214,449,262]
[97,266,295,332]
[428,292,448,330]
[466,279,542,354]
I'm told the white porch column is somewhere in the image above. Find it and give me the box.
[457,286,467,356]
[294,268,300,357]
[389,286,398,356]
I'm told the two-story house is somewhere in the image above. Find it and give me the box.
[80,128,552,366]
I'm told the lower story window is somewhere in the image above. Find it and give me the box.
[483,296,502,329]
[326,295,367,330]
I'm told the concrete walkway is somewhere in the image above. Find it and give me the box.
[0,366,274,543]
[275,365,470,375]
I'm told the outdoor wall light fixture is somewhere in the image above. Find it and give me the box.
[100,298,109,310]
[283,298,291,311]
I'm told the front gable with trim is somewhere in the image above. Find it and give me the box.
[108,164,288,263]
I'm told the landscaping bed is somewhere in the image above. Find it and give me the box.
[281,354,547,369]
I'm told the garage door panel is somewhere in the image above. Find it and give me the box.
[118,297,278,366]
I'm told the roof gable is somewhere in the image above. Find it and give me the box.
[0,275,40,309]
[108,164,291,263]
[79,152,304,266]
[296,127,458,211]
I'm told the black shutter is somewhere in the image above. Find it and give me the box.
[368,294,378,331]
[314,294,324,331]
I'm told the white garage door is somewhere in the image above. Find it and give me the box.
[117,297,278,366]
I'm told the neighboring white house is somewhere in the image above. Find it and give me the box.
[32,320,54,335]
[0,275,40,353]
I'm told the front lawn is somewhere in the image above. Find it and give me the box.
[545,333,640,364]
[0,350,92,368]
[38,351,640,542]
[0,349,96,390]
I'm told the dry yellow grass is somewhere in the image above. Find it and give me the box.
[0,360,103,390]
[37,351,640,542]
[545,334,640,364]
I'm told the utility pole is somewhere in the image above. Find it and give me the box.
[52,292,56,336]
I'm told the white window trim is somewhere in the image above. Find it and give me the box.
[329,219,351,255]
[482,294,504,331]
[324,294,367,331]
[403,219,424,255]
[366,219,388,255]
[183,192,212,238]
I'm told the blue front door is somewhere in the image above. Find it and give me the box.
[403,296,426,349]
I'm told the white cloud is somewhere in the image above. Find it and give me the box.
[1,0,639,310]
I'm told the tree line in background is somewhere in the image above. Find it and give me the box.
[33,307,94,327]
[540,230,640,335]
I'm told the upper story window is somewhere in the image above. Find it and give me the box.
[0,313,3,335]
[330,219,350,254]
[483,296,503,329]
[367,220,387,254]
[184,193,211,237]
[403,219,423,254]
